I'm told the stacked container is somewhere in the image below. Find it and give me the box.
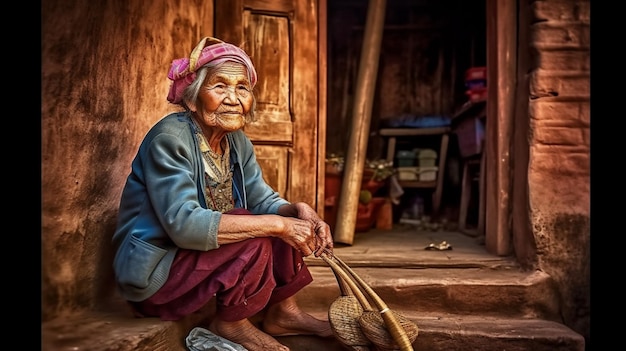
[396,150,416,167]
[396,148,438,181]
[465,66,487,102]
[416,148,438,181]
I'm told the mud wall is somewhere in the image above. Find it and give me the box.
[42,0,214,321]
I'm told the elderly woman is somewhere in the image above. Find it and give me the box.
[112,36,334,350]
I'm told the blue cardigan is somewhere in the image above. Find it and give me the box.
[112,112,289,302]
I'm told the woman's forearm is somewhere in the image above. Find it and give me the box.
[216,213,286,244]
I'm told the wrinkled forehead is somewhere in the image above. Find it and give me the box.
[206,61,252,84]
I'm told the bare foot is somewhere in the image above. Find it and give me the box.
[209,318,290,351]
[262,296,333,338]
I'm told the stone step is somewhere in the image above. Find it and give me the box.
[42,238,585,351]
[279,263,585,350]
[42,263,584,351]
[298,265,563,322]
[277,312,585,351]
[42,310,201,351]
[42,308,585,351]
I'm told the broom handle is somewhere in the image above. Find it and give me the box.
[330,262,351,296]
[321,255,374,311]
[325,251,414,351]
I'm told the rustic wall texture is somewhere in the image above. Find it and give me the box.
[41,0,590,346]
[527,0,590,340]
[42,0,214,321]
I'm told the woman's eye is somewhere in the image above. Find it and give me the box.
[208,84,250,96]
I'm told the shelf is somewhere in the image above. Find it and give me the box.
[397,180,437,188]
[379,127,450,137]
[379,126,450,217]
[451,99,487,127]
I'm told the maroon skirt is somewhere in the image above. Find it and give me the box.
[130,210,313,322]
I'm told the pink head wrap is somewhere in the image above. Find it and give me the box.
[167,37,258,104]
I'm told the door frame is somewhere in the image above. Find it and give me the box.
[317,0,328,217]
[485,0,518,256]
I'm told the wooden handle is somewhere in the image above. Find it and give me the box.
[321,255,373,311]
[324,252,414,351]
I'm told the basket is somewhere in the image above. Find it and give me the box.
[322,252,418,351]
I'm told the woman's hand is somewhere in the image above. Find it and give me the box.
[278,202,334,257]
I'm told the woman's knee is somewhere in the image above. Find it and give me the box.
[235,237,274,264]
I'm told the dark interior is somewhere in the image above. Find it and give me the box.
[326,0,487,229]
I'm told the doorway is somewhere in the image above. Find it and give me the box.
[325,0,489,237]
[325,0,522,257]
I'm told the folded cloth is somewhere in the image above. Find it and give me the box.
[385,114,451,128]
[388,175,404,205]
[186,327,248,351]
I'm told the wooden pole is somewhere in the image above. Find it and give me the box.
[333,0,386,245]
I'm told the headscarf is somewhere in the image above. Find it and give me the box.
[167,37,258,104]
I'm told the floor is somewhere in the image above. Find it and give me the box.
[304,223,517,269]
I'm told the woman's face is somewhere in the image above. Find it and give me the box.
[195,61,254,132]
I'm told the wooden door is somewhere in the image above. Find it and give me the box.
[215,0,324,209]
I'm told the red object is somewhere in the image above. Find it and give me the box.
[324,167,388,232]
[465,88,487,102]
[361,179,385,195]
[355,197,386,232]
[465,66,487,81]
[324,171,343,231]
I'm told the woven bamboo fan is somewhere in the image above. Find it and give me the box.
[322,251,418,351]
[331,253,418,351]
[325,256,372,350]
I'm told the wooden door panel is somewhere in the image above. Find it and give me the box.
[243,0,294,13]
[253,145,289,197]
[215,0,320,206]
[242,12,293,143]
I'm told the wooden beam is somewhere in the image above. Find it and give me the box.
[485,0,515,255]
[317,0,328,217]
[333,0,386,245]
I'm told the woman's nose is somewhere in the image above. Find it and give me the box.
[223,86,238,102]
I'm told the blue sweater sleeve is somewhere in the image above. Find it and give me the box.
[143,132,221,250]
